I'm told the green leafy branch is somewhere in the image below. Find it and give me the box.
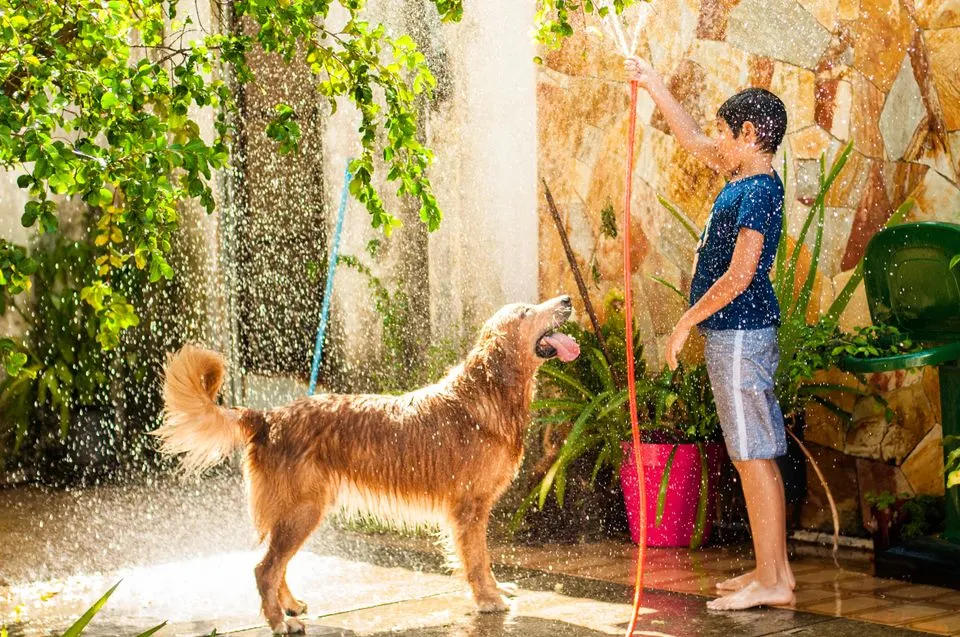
[533,0,648,53]
[0,0,462,363]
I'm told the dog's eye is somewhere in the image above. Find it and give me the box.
[520,309,530,319]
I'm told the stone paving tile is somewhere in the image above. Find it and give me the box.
[303,589,639,636]
[793,568,864,586]
[834,576,906,595]
[908,612,960,635]
[850,603,956,627]
[791,587,844,607]
[932,593,960,608]
[882,585,956,602]
[2,551,462,637]
[486,541,960,635]
[657,575,721,597]
[803,594,897,617]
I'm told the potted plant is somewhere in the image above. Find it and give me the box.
[866,491,946,553]
[829,324,924,392]
[619,363,725,548]
[509,295,641,538]
[660,143,914,505]
[513,292,726,548]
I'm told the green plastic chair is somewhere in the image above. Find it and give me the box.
[841,221,960,543]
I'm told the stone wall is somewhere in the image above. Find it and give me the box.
[537,0,960,533]
[801,366,945,534]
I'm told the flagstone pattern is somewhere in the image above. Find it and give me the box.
[536,0,960,532]
[490,540,960,635]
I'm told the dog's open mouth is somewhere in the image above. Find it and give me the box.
[536,331,580,362]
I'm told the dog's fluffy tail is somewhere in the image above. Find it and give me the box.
[153,345,246,475]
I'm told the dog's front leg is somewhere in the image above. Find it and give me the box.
[451,499,508,612]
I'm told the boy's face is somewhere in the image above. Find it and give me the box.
[715,118,758,176]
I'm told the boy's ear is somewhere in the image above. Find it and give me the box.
[741,120,758,144]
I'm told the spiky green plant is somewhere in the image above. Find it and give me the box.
[513,292,721,548]
[657,142,912,421]
[56,582,166,637]
[510,294,641,529]
[946,437,960,490]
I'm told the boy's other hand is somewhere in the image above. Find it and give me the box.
[665,318,693,370]
[624,56,658,88]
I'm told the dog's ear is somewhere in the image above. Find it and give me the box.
[483,330,520,388]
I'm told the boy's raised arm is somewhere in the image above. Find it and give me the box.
[624,57,723,173]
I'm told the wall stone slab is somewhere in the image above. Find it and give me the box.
[727,0,833,68]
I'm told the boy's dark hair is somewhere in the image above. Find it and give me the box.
[717,88,787,154]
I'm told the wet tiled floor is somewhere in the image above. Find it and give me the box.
[1,476,958,635]
[478,540,960,635]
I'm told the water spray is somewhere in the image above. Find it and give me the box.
[594,2,654,633]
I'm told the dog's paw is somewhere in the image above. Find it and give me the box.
[477,595,510,613]
[271,617,306,634]
[283,599,308,616]
[496,582,519,597]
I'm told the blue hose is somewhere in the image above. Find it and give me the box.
[308,159,353,395]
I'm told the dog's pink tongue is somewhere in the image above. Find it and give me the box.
[544,333,580,362]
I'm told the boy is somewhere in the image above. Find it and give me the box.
[625,57,794,610]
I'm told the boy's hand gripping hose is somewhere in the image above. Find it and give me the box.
[622,78,648,636]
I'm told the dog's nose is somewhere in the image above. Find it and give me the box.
[559,296,572,307]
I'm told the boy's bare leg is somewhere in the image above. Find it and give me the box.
[708,459,794,610]
[717,460,794,592]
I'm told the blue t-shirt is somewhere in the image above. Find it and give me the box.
[690,173,784,330]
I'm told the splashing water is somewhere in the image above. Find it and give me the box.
[588,0,654,58]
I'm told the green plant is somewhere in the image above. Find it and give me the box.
[774,151,912,420]
[533,0,649,54]
[329,510,438,538]
[0,239,37,377]
[333,243,467,394]
[512,290,721,547]
[0,236,112,462]
[510,292,643,525]
[1,580,228,637]
[64,582,166,637]
[829,324,919,360]
[901,495,946,540]
[946,436,960,490]
[0,225,159,471]
[0,0,462,367]
[867,491,946,550]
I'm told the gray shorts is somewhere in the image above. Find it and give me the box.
[703,327,787,462]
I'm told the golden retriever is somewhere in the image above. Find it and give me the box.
[153,296,580,634]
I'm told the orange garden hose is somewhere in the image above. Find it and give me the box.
[622,78,647,636]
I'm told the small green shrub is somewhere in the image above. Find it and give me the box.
[830,324,919,360]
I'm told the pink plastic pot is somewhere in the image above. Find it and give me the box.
[620,441,726,547]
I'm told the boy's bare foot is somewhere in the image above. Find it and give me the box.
[716,567,795,592]
[707,581,795,611]
[716,570,756,592]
